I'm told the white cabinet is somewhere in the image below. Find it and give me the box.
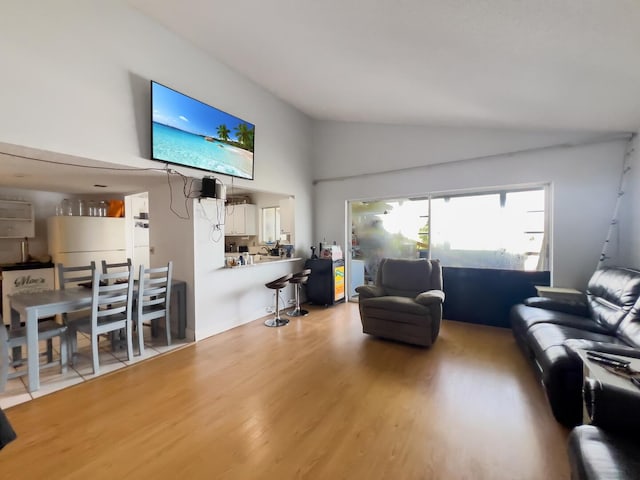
[225,204,256,236]
[279,197,294,235]
[0,199,35,238]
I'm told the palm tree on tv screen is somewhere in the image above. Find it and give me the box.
[217,124,230,142]
[235,123,255,151]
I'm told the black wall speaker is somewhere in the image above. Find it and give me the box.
[201,177,217,198]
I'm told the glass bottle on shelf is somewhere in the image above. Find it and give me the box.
[76,199,86,216]
[87,200,97,216]
[60,198,72,216]
[99,200,109,217]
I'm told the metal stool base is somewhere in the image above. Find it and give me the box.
[264,316,290,327]
[287,308,309,317]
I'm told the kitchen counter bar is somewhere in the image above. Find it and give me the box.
[224,257,302,269]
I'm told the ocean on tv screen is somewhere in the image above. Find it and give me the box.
[153,122,254,179]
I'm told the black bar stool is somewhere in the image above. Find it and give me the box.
[288,269,311,317]
[264,273,293,327]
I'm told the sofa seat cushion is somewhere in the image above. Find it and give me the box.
[361,296,428,326]
[512,304,610,335]
[526,323,623,357]
[568,425,640,480]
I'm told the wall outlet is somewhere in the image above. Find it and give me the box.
[265,306,275,313]
[287,299,296,305]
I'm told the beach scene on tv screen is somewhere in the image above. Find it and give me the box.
[152,82,254,179]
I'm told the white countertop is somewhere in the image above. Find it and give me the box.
[224,257,302,269]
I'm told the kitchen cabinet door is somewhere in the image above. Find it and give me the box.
[225,204,256,236]
[279,197,294,234]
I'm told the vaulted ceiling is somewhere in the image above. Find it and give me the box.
[129,0,640,132]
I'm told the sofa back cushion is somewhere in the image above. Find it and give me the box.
[378,258,442,298]
[587,267,640,334]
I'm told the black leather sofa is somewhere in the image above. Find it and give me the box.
[510,266,640,426]
[567,378,640,480]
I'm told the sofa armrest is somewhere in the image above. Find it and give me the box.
[583,378,640,436]
[355,285,384,299]
[564,340,640,360]
[415,290,445,306]
[524,296,589,317]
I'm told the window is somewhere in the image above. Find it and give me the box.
[430,188,547,271]
[262,206,280,243]
[350,185,548,283]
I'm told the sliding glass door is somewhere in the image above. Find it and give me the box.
[348,185,548,296]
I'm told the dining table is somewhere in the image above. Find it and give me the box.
[8,279,187,392]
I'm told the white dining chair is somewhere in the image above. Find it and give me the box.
[1,317,68,392]
[57,262,96,289]
[66,269,134,374]
[101,258,133,350]
[57,261,96,324]
[135,262,173,356]
[101,258,132,275]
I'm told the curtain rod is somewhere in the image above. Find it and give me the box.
[313,132,633,185]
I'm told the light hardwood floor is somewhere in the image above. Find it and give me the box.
[0,302,570,479]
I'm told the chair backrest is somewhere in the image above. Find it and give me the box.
[89,268,134,327]
[101,258,132,275]
[137,262,173,320]
[377,258,442,297]
[57,262,96,289]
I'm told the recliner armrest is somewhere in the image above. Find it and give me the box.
[415,290,445,306]
[583,378,640,436]
[524,296,589,317]
[355,285,384,299]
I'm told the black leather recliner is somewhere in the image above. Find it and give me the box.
[510,266,640,426]
[568,379,640,480]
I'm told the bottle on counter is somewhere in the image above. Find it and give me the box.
[20,237,29,262]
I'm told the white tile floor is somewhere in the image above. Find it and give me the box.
[1,330,190,409]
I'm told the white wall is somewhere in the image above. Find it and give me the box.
[312,120,630,289]
[189,198,303,340]
[0,1,314,339]
[620,132,640,269]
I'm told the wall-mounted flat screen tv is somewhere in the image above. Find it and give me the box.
[151,81,255,180]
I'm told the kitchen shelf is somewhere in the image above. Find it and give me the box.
[0,199,35,238]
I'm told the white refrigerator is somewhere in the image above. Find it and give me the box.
[47,216,126,287]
